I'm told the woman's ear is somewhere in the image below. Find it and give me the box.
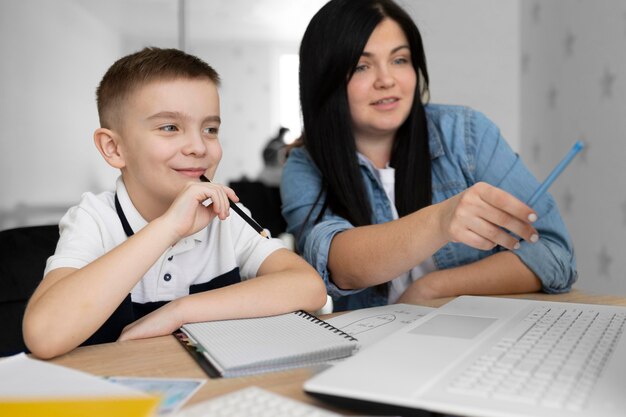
[94,128,125,169]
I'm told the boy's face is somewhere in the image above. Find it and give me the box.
[117,78,222,210]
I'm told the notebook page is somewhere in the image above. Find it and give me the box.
[181,312,357,372]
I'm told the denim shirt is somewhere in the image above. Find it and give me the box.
[281,104,577,311]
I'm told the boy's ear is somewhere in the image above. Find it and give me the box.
[94,128,126,169]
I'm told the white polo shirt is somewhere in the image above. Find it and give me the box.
[45,177,285,304]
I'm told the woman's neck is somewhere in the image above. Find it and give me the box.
[354,133,394,169]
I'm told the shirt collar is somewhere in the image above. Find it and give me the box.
[426,114,445,159]
[115,176,205,243]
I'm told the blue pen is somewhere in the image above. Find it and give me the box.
[527,140,585,207]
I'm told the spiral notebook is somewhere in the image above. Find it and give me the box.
[174,311,359,378]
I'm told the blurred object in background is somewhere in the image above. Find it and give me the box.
[257,126,289,187]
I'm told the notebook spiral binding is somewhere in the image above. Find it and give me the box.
[295,310,359,342]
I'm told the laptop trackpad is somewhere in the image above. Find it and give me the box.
[409,314,497,339]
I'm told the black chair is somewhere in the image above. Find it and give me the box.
[228,179,287,238]
[0,225,59,355]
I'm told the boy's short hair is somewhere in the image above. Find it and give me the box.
[96,47,220,130]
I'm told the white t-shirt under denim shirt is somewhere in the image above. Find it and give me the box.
[375,163,437,304]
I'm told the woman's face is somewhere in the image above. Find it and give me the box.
[347,18,416,144]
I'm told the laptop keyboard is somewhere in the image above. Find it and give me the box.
[448,305,626,411]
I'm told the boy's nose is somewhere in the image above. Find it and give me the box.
[182,132,207,156]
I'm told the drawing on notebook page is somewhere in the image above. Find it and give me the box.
[326,304,434,349]
[339,314,397,336]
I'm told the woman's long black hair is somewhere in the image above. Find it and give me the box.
[298,0,432,227]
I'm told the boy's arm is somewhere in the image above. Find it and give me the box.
[117,248,328,341]
[23,181,235,359]
[23,217,180,359]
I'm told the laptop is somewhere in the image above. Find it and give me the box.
[304,295,626,417]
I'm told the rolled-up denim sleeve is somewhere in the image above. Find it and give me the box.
[304,219,364,298]
[281,148,363,297]
[469,111,578,293]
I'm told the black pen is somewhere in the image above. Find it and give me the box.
[200,175,269,239]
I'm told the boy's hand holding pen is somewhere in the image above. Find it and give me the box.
[162,176,239,241]
[200,175,270,239]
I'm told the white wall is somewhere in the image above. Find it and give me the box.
[520,0,626,295]
[0,0,520,230]
[0,0,121,228]
[2,0,622,296]
[404,0,521,150]
[187,41,297,183]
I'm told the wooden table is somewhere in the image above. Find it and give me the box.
[49,289,626,415]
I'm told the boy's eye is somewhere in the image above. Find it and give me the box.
[204,127,219,136]
[160,124,178,132]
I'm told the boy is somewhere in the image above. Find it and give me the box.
[23,47,327,359]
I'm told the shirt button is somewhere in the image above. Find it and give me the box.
[163,273,172,282]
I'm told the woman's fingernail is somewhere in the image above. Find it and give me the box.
[513,242,521,250]
[530,234,539,243]
[528,213,537,222]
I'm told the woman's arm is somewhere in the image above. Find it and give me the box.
[397,251,541,303]
[23,216,180,359]
[328,182,539,290]
[281,147,541,296]
[469,110,576,293]
[117,248,328,341]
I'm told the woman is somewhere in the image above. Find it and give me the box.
[281,0,576,311]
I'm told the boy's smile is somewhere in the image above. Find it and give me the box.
[117,78,222,221]
[176,168,210,178]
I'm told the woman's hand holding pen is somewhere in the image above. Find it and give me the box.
[436,182,539,251]
[161,181,239,244]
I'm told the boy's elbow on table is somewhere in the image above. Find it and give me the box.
[23,317,71,360]
[306,271,329,312]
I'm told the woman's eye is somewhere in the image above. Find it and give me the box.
[160,125,178,132]
[354,63,368,73]
[393,57,409,65]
